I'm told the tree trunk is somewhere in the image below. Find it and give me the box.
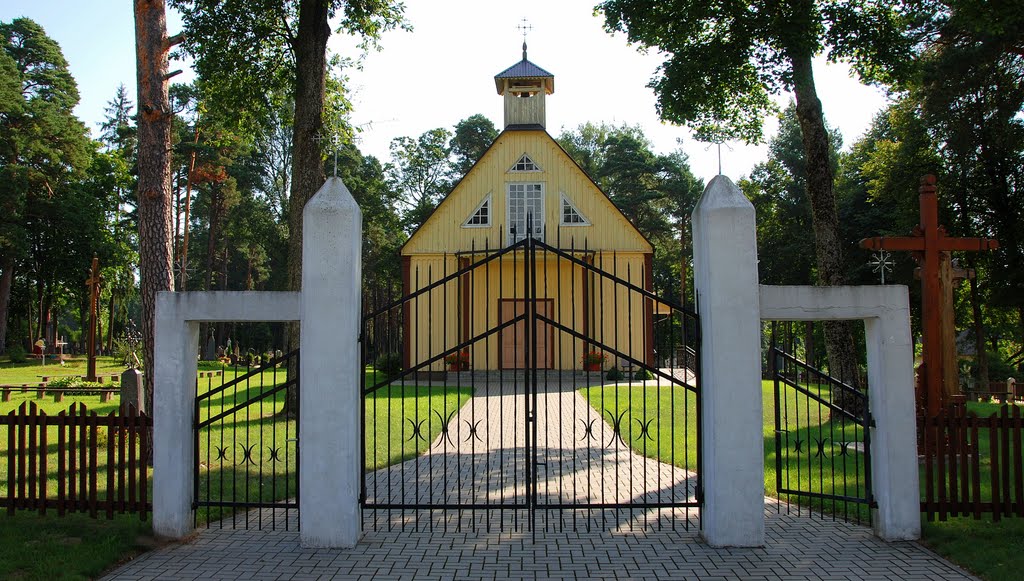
[789,52,862,406]
[284,0,330,414]
[106,294,116,353]
[0,255,14,353]
[135,0,176,418]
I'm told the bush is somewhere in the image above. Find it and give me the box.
[633,368,652,380]
[374,353,402,379]
[606,366,624,381]
[7,343,26,364]
[46,377,106,395]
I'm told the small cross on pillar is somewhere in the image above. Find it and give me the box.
[860,175,998,416]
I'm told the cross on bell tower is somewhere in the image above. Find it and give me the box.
[494,21,554,129]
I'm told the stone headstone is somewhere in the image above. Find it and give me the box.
[120,368,145,414]
[203,334,217,361]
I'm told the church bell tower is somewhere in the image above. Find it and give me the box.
[494,42,555,129]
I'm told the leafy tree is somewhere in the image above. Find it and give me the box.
[450,114,497,175]
[742,103,842,286]
[0,18,92,352]
[387,127,453,231]
[170,0,408,308]
[597,0,924,386]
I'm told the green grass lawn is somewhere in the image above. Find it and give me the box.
[0,355,126,385]
[0,358,472,579]
[581,378,1024,580]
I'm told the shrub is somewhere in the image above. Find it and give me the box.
[633,368,652,380]
[375,353,402,379]
[7,343,26,364]
[606,366,624,381]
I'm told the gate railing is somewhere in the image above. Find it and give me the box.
[770,344,874,523]
[193,349,299,530]
[361,228,702,531]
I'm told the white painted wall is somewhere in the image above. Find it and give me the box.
[153,292,300,539]
[760,285,920,541]
[298,177,364,548]
[692,175,766,547]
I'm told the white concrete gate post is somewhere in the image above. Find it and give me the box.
[692,175,765,547]
[299,177,363,548]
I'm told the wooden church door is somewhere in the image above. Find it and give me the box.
[499,299,552,369]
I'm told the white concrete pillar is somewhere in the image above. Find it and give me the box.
[300,177,363,548]
[692,175,765,547]
[864,291,921,541]
[153,294,199,539]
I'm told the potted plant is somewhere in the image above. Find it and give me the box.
[581,351,606,372]
[444,351,470,371]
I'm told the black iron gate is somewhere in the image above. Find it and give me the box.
[361,232,701,529]
[769,323,874,523]
[193,349,300,530]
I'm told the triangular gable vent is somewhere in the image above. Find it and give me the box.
[560,193,590,225]
[462,194,491,227]
[509,154,540,172]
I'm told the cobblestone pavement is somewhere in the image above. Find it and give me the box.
[102,505,975,580]
[365,373,696,507]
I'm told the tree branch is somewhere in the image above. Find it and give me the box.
[166,33,185,49]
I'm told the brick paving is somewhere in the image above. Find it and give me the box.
[104,373,975,580]
[102,505,975,580]
[366,373,696,507]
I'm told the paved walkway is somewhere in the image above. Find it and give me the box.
[104,373,975,580]
[366,373,695,507]
[102,506,975,580]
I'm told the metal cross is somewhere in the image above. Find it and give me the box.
[868,249,895,284]
[314,130,342,177]
[122,319,142,369]
[701,139,732,176]
[517,18,532,41]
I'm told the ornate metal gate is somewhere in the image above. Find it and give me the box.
[361,230,701,530]
[769,322,874,523]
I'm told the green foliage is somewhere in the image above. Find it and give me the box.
[6,344,25,364]
[450,114,498,175]
[605,366,624,381]
[387,127,454,231]
[633,368,652,380]
[596,0,922,143]
[373,353,402,379]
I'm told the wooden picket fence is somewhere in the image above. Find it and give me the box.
[1,401,151,519]
[920,401,1024,521]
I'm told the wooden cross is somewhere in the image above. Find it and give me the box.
[85,256,102,382]
[860,175,998,416]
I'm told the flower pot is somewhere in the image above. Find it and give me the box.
[447,363,468,372]
[583,362,602,372]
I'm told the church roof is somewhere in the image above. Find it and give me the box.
[494,43,554,94]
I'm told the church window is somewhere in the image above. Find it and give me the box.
[510,154,541,172]
[463,194,491,227]
[560,194,589,226]
[507,183,545,244]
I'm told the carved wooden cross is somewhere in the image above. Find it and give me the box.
[860,175,998,415]
[85,256,102,382]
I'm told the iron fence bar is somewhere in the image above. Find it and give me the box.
[362,238,528,321]
[532,239,697,317]
[533,313,696,391]
[197,350,297,404]
[773,373,866,425]
[197,377,298,429]
[773,350,865,403]
[362,315,526,394]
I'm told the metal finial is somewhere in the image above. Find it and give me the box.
[517,18,533,59]
[868,249,895,284]
[314,130,342,177]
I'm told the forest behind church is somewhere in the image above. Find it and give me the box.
[1,1,1022,382]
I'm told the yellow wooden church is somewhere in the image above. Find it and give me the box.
[400,46,654,371]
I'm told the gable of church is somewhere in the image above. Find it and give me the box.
[402,129,651,255]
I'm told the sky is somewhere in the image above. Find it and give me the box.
[2,0,892,184]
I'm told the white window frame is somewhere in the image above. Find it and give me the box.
[506,182,545,245]
[461,193,492,228]
[559,193,591,226]
[508,153,542,173]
